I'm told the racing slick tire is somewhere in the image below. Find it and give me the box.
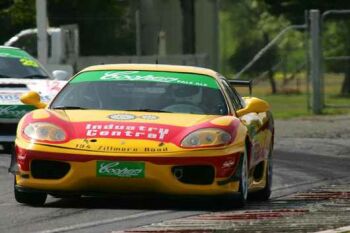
[14,179,47,206]
[235,149,249,207]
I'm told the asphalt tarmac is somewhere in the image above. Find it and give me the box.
[0,145,349,233]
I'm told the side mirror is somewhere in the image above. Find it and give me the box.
[236,97,269,117]
[20,91,47,109]
[52,70,69,80]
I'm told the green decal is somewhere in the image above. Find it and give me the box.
[0,48,39,68]
[71,70,219,89]
[20,58,39,67]
[96,161,145,178]
[0,105,35,119]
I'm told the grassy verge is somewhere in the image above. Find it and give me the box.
[235,73,350,119]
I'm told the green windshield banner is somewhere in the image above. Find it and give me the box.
[71,70,219,89]
[0,48,32,59]
[0,48,39,67]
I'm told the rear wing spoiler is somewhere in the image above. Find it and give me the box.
[228,80,252,96]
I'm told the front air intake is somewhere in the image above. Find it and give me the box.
[172,165,215,185]
[31,160,70,179]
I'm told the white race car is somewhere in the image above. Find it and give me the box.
[0,46,67,152]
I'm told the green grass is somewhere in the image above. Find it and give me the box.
[235,73,350,119]
[257,94,311,119]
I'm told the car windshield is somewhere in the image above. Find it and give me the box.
[0,48,49,79]
[50,70,228,115]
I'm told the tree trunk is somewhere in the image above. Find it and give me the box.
[268,68,277,94]
[341,23,350,95]
[263,33,277,94]
[341,64,350,95]
[180,0,195,54]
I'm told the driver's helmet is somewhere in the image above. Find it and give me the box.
[171,84,203,104]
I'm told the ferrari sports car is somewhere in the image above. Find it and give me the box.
[10,64,274,206]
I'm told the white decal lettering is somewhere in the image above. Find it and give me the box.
[86,129,97,136]
[158,128,169,140]
[0,105,28,118]
[85,123,170,140]
[98,162,143,177]
[147,133,157,139]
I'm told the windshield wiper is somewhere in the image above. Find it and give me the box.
[125,108,172,113]
[52,106,87,110]
[21,74,50,79]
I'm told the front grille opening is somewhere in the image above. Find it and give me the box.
[31,160,70,179]
[172,165,215,185]
[0,84,26,88]
[0,123,17,136]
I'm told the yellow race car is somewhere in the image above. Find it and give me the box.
[10,64,274,206]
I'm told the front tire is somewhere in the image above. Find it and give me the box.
[14,179,47,206]
[236,150,249,207]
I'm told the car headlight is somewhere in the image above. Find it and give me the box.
[181,128,232,148]
[23,122,66,142]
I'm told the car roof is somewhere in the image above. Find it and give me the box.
[80,64,219,79]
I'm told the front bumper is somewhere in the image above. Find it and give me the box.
[14,144,244,196]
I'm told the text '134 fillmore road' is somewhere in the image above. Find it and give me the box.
[10,64,274,207]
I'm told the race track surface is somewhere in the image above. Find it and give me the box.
[1,115,350,233]
[0,146,349,233]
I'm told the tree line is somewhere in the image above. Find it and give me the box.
[1,0,350,95]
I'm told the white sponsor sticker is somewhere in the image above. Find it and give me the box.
[108,114,136,120]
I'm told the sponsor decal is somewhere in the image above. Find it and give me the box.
[26,80,66,100]
[0,80,65,107]
[101,71,178,83]
[0,48,39,67]
[144,147,168,152]
[85,123,170,140]
[97,146,139,152]
[20,58,39,67]
[0,105,35,118]
[140,115,158,120]
[71,70,219,89]
[0,92,51,104]
[96,161,145,178]
[74,143,169,153]
[0,93,21,104]
[222,159,236,169]
[108,114,159,121]
[108,114,136,120]
[74,143,91,150]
